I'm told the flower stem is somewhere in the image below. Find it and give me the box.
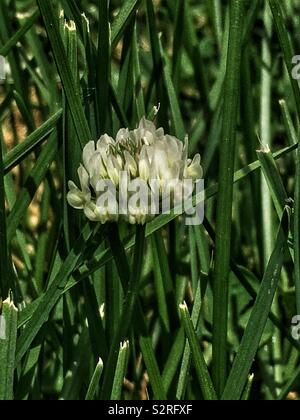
[101,224,146,399]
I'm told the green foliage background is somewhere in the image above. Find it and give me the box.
[0,0,299,400]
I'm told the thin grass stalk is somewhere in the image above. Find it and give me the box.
[268,0,300,326]
[212,0,245,396]
[101,225,146,399]
[0,133,9,298]
[85,358,104,400]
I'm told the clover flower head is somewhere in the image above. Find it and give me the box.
[67,118,203,225]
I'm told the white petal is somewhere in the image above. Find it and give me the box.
[67,183,87,209]
[116,153,124,169]
[78,164,90,193]
[186,154,203,180]
[88,152,101,182]
[106,156,120,185]
[116,128,130,143]
[156,127,164,138]
[82,141,96,170]
[97,134,114,150]
[138,117,156,133]
[139,146,150,181]
[124,151,137,176]
[84,201,100,222]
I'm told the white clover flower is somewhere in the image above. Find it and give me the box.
[67,117,203,225]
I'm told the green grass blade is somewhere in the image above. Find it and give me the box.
[222,209,290,400]
[208,0,222,51]
[172,0,184,91]
[115,18,135,125]
[257,147,289,218]
[241,374,254,400]
[34,183,51,293]
[132,23,146,120]
[183,0,211,114]
[140,336,167,400]
[15,344,42,400]
[268,0,300,120]
[0,2,28,100]
[0,9,39,57]
[278,365,300,400]
[6,133,57,243]
[179,302,217,400]
[37,0,91,146]
[0,297,18,400]
[3,109,62,174]
[162,327,185,395]
[101,226,146,399]
[295,148,300,314]
[97,0,111,134]
[151,235,170,333]
[85,358,104,400]
[111,0,142,50]
[82,279,108,363]
[61,327,91,400]
[110,341,130,400]
[279,99,298,149]
[158,38,185,140]
[0,132,9,298]
[260,1,273,270]
[212,0,245,396]
[176,284,202,399]
[15,224,100,364]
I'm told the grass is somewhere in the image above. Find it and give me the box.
[0,0,299,401]
[212,0,244,396]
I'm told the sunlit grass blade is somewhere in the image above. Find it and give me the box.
[241,374,254,400]
[85,358,104,401]
[82,279,108,363]
[111,341,130,400]
[0,296,18,400]
[0,133,9,298]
